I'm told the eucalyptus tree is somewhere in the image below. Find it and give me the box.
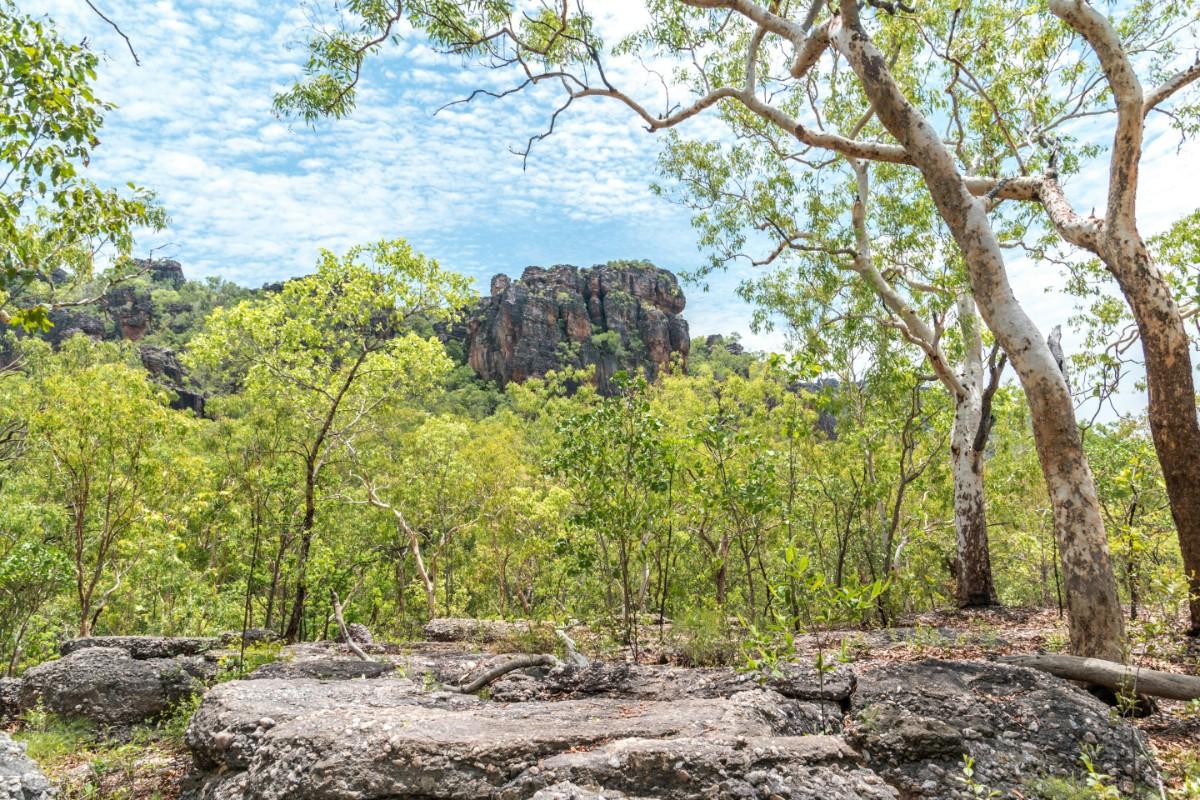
[664,139,1005,607]
[186,240,472,641]
[921,0,1200,636]
[0,2,164,331]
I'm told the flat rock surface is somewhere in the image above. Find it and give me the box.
[491,661,853,704]
[0,732,53,800]
[423,617,552,644]
[185,681,868,799]
[182,652,1161,800]
[245,658,394,681]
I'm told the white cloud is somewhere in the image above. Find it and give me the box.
[18,0,1199,416]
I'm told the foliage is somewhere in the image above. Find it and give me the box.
[0,2,165,331]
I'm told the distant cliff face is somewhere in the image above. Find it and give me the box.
[462,261,690,387]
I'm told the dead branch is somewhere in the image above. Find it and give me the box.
[84,0,140,65]
[330,589,369,661]
[555,627,589,667]
[454,653,558,694]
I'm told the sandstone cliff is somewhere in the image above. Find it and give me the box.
[462,261,690,388]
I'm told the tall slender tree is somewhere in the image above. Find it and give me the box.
[186,239,472,641]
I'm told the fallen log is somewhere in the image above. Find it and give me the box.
[455,653,558,693]
[999,653,1200,701]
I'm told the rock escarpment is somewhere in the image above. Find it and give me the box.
[461,262,690,388]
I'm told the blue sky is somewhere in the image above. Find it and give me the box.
[23,0,1200,373]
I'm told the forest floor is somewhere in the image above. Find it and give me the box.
[6,606,1199,799]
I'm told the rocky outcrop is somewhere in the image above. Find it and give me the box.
[423,617,552,644]
[20,646,211,726]
[137,258,185,287]
[102,284,154,341]
[846,659,1158,798]
[139,345,205,414]
[43,308,105,347]
[181,652,1159,800]
[60,635,218,659]
[336,622,373,645]
[0,732,53,800]
[183,680,884,800]
[490,661,852,708]
[0,679,21,723]
[461,262,689,388]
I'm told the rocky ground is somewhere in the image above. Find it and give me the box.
[0,610,1196,799]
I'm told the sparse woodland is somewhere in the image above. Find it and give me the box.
[1,0,1200,798]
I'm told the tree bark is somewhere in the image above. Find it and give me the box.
[833,2,1125,660]
[951,390,998,608]
[1107,245,1200,634]
[283,461,317,643]
[1046,0,1200,635]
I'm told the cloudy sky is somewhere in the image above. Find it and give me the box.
[23,0,1200,376]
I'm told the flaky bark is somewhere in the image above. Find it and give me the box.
[951,299,998,608]
[1048,0,1200,635]
[833,0,1124,660]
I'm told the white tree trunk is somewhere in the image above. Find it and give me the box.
[833,2,1125,660]
[950,387,997,607]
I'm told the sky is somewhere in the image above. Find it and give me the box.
[21,0,1200,397]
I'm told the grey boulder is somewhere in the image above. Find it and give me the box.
[846,659,1160,798]
[0,732,53,800]
[336,623,373,645]
[0,679,22,722]
[422,617,550,644]
[20,646,210,726]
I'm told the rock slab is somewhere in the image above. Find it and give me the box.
[182,656,1162,800]
[184,680,886,800]
[847,659,1159,798]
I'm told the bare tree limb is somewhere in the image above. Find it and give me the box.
[999,653,1200,701]
[330,589,369,661]
[84,0,140,66]
[454,653,558,693]
[1144,57,1200,116]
